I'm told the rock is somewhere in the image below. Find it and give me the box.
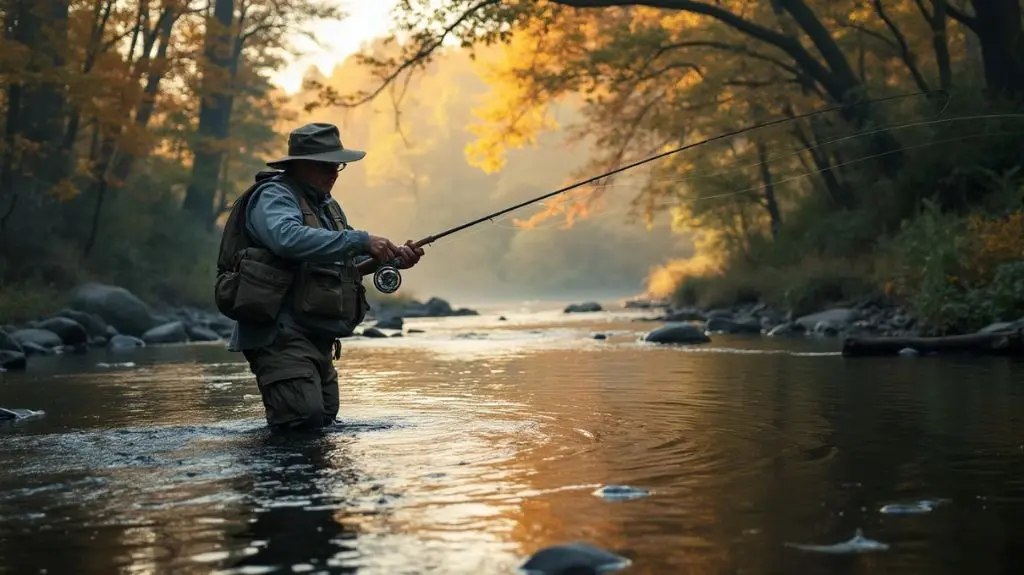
[564,302,602,313]
[186,324,222,342]
[11,328,63,350]
[705,316,762,335]
[361,327,387,338]
[706,309,734,319]
[624,298,670,309]
[977,320,1024,334]
[375,315,404,330]
[594,333,607,340]
[898,347,919,356]
[141,321,188,345]
[520,542,631,575]
[795,308,857,331]
[407,328,425,334]
[644,323,711,345]
[390,333,403,338]
[812,320,843,337]
[661,308,706,322]
[0,329,22,353]
[67,283,161,337]
[424,297,453,316]
[55,308,108,338]
[19,341,51,356]
[89,336,108,347]
[105,325,119,337]
[0,350,26,371]
[109,334,145,349]
[498,316,507,321]
[450,307,479,316]
[35,317,88,346]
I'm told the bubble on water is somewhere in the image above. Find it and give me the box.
[592,485,651,501]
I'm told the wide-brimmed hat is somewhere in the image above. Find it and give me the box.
[266,123,366,169]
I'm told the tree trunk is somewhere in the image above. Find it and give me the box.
[183,0,235,228]
[969,0,1024,97]
[0,0,70,233]
[755,139,782,239]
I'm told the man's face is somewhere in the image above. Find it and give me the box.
[292,160,342,195]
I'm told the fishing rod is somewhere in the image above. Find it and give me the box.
[363,89,946,294]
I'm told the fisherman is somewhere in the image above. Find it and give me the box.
[214,122,424,432]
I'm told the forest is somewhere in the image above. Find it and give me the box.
[2,0,1024,334]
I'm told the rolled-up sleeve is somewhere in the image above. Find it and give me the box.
[245,182,371,262]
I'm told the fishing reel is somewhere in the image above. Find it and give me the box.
[372,260,403,294]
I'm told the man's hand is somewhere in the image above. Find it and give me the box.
[395,240,425,269]
[368,234,399,262]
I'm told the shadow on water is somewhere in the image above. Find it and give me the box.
[220,430,363,574]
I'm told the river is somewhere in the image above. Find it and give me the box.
[1,302,1023,574]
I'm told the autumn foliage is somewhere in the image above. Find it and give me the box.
[0,0,338,317]
[327,0,1024,329]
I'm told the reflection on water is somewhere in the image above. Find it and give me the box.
[1,310,1024,574]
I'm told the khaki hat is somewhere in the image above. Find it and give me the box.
[266,123,366,169]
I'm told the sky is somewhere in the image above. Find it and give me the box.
[271,0,401,95]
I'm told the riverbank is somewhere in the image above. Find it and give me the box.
[0,282,482,371]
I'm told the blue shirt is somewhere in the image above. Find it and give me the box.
[227,178,372,351]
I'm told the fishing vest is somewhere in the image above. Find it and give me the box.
[214,171,369,338]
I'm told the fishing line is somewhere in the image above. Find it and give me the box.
[365,89,951,293]
[581,91,954,189]
[468,128,1024,232]
[594,111,1024,191]
[677,128,1024,205]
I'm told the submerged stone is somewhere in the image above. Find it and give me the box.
[519,542,631,574]
[644,323,710,345]
[784,528,889,554]
[592,485,650,501]
[879,499,945,515]
[0,407,45,421]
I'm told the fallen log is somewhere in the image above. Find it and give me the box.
[842,330,1024,357]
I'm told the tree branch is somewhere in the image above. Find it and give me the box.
[314,0,501,109]
[872,0,931,93]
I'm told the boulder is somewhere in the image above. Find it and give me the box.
[185,324,222,342]
[661,308,707,322]
[0,350,26,371]
[424,297,453,316]
[18,341,51,356]
[11,328,63,350]
[977,319,1024,334]
[361,327,387,338]
[141,321,188,345]
[450,307,479,316]
[766,322,804,337]
[67,283,160,337]
[109,334,146,349]
[36,317,88,346]
[704,316,763,335]
[644,323,711,345]
[0,329,22,353]
[564,302,603,313]
[795,308,857,331]
[55,308,109,338]
[375,315,403,330]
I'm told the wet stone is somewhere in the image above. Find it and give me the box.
[784,529,889,554]
[592,485,650,501]
[519,542,631,575]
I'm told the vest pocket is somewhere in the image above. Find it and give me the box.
[293,262,346,319]
[230,258,294,323]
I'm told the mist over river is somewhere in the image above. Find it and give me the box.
[1,302,1023,574]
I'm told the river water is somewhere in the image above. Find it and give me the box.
[1,303,1023,574]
